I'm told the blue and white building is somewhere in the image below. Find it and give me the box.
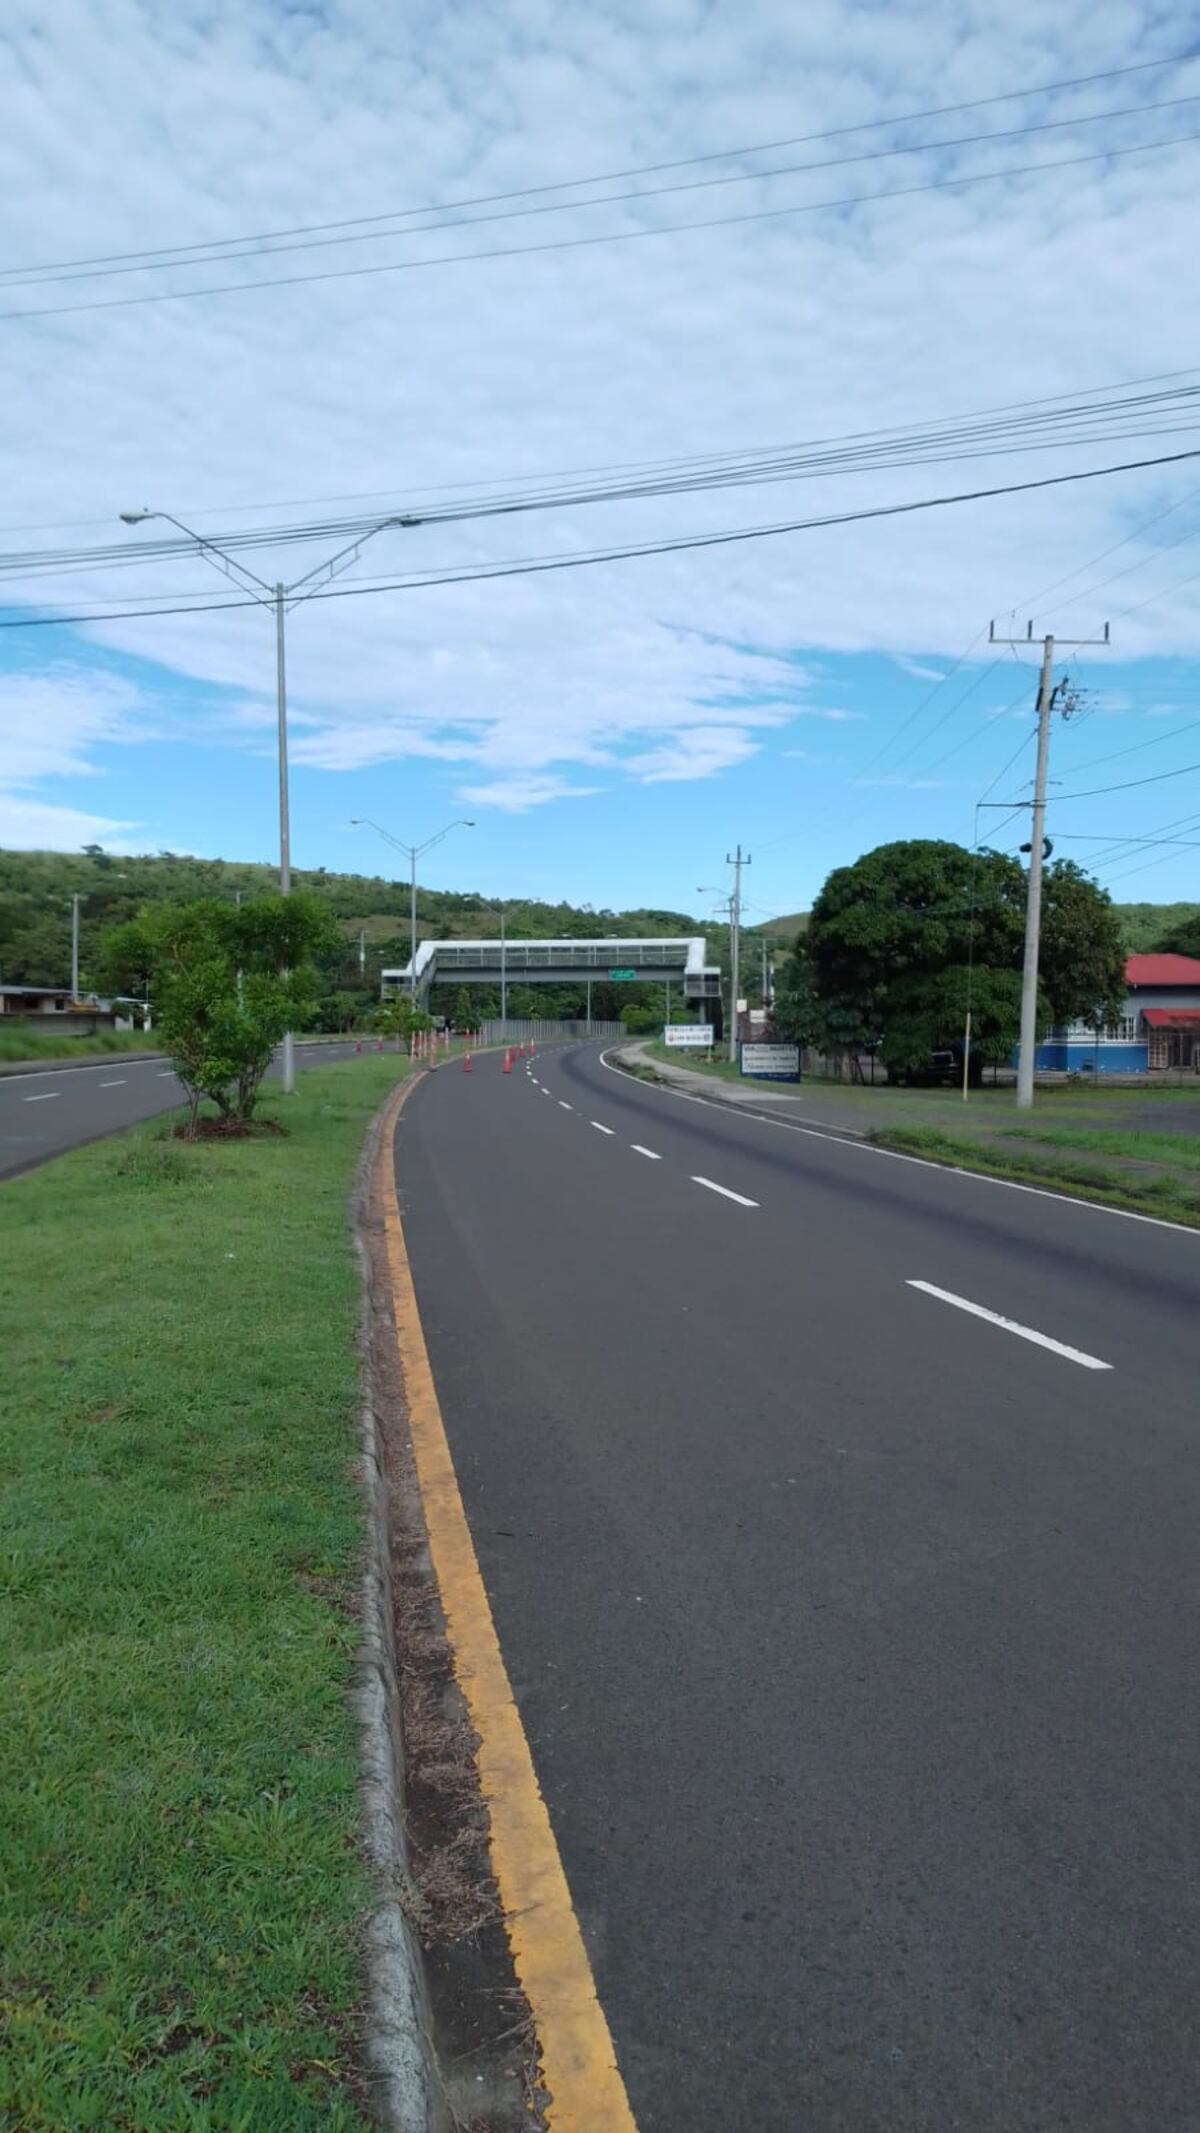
[1032,953,1200,1074]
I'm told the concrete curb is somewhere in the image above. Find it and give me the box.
[350,1075,444,2133]
[609,1040,869,1140]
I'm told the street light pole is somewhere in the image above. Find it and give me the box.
[349,816,475,1008]
[70,894,80,999]
[120,505,421,1093]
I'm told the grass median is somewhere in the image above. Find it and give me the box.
[1,1055,408,2132]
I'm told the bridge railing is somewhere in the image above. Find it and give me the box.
[480,1019,625,1044]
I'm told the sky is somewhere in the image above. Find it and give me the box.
[2,0,1200,927]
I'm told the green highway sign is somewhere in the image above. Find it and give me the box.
[609,967,637,980]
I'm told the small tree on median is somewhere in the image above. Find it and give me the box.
[100,893,335,1135]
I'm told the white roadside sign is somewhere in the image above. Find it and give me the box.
[664,1024,714,1049]
[740,1042,801,1080]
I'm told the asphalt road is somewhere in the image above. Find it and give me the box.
[397,1041,1200,2131]
[0,1039,373,1178]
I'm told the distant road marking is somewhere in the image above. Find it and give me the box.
[596,1047,1200,1240]
[559,1100,573,1110]
[590,1120,615,1135]
[377,1079,637,2131]
[631,1144,661,1160]
[541,1087,553,1097]
[99,1079,127,1087]
[692,1174,758,1207]
[157,1070,175,1078]
[23,1091,58,1103]
[906,1279,1113,1370]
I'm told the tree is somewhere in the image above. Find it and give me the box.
[1151,912,1200,961]
[99,893,334,1134]
[454,987,473,1031]
[1040,861,1125,1026]
[802,839,1125,1074]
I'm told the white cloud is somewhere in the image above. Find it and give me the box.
[0,0,1198,841]
[0,795,140,849]
[788,706,869,722]
[457,772,602,811]
[856,775,951,789]
[623,725,760,782]
[895,657,945,682]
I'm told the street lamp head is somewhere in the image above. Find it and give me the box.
[119,508,154,524]
[463,820,476,829]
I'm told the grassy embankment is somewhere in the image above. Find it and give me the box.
[0,1027,162,1063]
[1,1055,408,2132]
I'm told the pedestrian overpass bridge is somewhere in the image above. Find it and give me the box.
[382,936,721,1008]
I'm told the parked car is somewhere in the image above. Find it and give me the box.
[889,1048,981,1088]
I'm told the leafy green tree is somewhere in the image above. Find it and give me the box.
[802,838,1124,1073]
[454,987,473,1031]
[99,893,334,1134]
[1040,861,1125,1026]
[1150,912,1200,961]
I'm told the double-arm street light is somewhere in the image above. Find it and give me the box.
[118,505,420,1090]
[350,816,475,1000]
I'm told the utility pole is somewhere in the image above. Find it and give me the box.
[500,904,507,1026]
[761,935,772,1015]
[988,620,1110,1109]
[725,845,751,1062]
[70,894,80,999]
[358,928,366,976]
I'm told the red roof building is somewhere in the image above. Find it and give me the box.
[1125,953,1200,989]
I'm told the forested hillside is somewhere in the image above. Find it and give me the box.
[0,847,718,1030]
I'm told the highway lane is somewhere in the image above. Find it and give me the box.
[0,1039,376,1178]
[396,1042,1200,2131]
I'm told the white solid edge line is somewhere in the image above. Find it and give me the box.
[631,1144,661,1160]
[23,1091,59,1102]
[596,1048,1200,1241]
[692,1174,759,1207]
[590,1121,615,1135]
[907,1279,1112,1370]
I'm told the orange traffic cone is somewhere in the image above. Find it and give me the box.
[462,1052,472,1074]
[503,1050,512,1074]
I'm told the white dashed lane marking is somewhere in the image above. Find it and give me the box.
[906,1280,1112,1371]
[692,1175,758,1207]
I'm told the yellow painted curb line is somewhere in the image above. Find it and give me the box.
[377,1074,637,2130]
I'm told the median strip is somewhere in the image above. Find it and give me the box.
[1,1055,410,2129]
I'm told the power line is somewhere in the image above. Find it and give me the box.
[7,50,1190,285]
[1015,756,1200,801]
[3,444,1196,633]
[5,381,1198,586]
[6,127,1198,324]
[5,360,1198,543]
[1062,712,1200,776]
[6,91,1195,295]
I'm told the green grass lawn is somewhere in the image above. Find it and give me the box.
[0,1057,407,2132]
[0,1027,162,1063]
[870,1122,1200,1225]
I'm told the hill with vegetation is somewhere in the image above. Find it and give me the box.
[758,901,1200,956]
[0,847,721,1031]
